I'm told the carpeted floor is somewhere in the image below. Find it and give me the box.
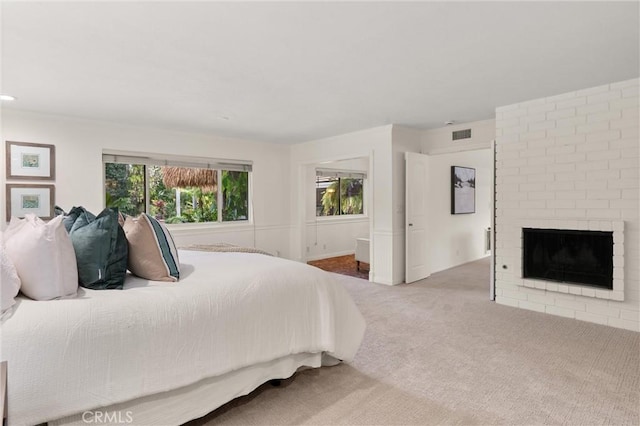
[189,258,640,425]
[308,254,369,280]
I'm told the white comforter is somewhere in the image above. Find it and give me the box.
[1,250,366,425]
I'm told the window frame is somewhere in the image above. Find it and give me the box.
[103,152,253,226]
[315,169,367,219]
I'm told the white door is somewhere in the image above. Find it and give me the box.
[405,152,430,283]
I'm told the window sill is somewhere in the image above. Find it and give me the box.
[309,215,369,225]
[166,221,253,234]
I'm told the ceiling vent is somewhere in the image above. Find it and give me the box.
[452,129,472,141]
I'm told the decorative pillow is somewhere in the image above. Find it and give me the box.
[0,233,21,312]
[3,215,78,300]
[65,207,129,290]
[123,214,180,282]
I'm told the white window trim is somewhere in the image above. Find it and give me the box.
[102,151,253,226]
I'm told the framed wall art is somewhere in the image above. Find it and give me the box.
[6,184,56,220]
[6,141,56,180]
[451,166,475,214]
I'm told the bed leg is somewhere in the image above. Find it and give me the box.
[269,379,282,387]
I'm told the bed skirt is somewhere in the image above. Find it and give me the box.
[50,352,325,426]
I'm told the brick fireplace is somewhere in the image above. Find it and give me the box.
[494,78,639,331]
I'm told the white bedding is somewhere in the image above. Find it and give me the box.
[0,250,366,425]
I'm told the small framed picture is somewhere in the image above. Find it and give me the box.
[6,141,55,180]
[6,184,55,220]
[451,166,475,214]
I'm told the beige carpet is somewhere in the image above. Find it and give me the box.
[188,258,640,425]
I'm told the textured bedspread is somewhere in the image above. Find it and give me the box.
[1,250,365,425]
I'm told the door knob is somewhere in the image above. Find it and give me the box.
[408,223,413,226]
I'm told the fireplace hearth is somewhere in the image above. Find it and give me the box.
[522,228,614,290]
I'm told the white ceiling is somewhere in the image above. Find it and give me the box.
[1,1,638,144]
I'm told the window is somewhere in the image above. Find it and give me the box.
[315,170,365,217]
[104,154,250,224]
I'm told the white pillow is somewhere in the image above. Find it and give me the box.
[4,214,78,300]
[0,232,21,313]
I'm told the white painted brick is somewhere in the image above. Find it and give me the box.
[608,179,639,189]
[547,181,574,191]
[496,103,521,113]
[588,90,621,104]
[555,134,586,146]
[528,191,555,200]
[577,84,611,96]
[555,97,586,109]
[547,126,576,138]
[621,126,639,139]
[587,302,619,317]
[555,171,585,182]
[581,288,596,298]
[622,86,640,98]
[554,153,585,164]
[497,117,522,128]
[556,209,587,218]
[496,296,520,308]
[519,113,547,125]
[556,298,586,311]
[528,103,556,114]
[555,190,586,200]
[556,116,587,128]
[577,103,609,116]
[546,91,577,103]
[607,317,640,332]
[621,189,639,199]
[575,160,609,172]
[502,124,529,136]
[595,289,613,300]
[527,156,554,166]
[609,97,639,110]
[622,107,639,119]
[610,117,639,129]
[520,165,546,175]
[527,174,554,183]
[575,311,609,325]
[547,199,576,209]
[528,121,556,132]
[610,138,640,150]
[610,78,639,89]
[519,300,546,313]
[502,289,528,301]
[497,150,521,161]
[576,199,609,209]
[576,141,609,153]
[587,189,621,200]
[586,130,621,143]
[587,169,620,181]
[557,284,569,293]
[621,168,639,179]
[497,134,520,144]
[520,130,547,142]
[501,108,528,119]
[620,147,639,158]
[546,305,576,319]
[587,110,622,123]
[611,291,624,302]
[547,145,575,155]
[547,108,576,120]
[582,209,620,219]
[519,182,547,192]
[586,150,620,161]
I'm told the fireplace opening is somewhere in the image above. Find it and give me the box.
[522,228,613,289]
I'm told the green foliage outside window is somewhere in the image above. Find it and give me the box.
[105,163,248,223]
[317,177,364,216]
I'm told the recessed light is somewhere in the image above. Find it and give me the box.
[444,120,455,126]
[0,94,16,101]
[217,116,230,121]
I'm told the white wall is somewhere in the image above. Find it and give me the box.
[290,125,396,283]
[1,110,294,258]
[304,157,369,261]
[494,78,639,332]
[420,119,495,273]
[425,149,492,273]
[422,118,495,154]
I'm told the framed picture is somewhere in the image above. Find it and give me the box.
[451,166,475,214]
[6,141,55,180]
[6,184,55,220]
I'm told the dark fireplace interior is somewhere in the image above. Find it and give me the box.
[522,228,614,289]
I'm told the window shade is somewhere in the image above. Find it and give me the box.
[316,168,367,179]
[102,153,252,172]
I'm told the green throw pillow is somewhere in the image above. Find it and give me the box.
[66,207,129,290]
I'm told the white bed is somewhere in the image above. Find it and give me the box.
[1,249,366,425]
